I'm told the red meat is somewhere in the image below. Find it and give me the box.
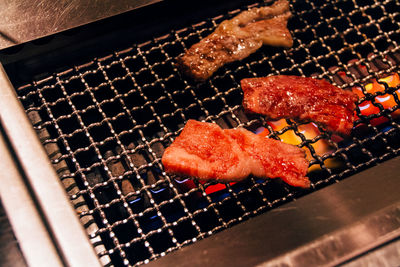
[241,75,358,135]
[162,120,310,188]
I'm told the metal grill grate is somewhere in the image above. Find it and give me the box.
[14,0,400,266]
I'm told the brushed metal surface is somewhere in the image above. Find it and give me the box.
[0,64,102,267]
[148,156,400,267]
[0,123,63,267]
[0,0,161,49]
[0,202,28,267]
[342,237,400,267]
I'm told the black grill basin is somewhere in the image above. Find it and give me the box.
[3,0,400,266]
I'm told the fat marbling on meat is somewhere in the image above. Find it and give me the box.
[161,120,310,188]
[241,75,359,135]
[177,0,293,81]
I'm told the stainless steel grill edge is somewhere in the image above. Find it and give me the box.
[0,64,102,266]
[1,0,400,266]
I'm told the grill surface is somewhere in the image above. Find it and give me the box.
[10,0,400,266]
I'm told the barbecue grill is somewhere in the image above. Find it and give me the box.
[1,0,400,266]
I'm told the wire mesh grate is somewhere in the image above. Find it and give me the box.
[14,0,400,266]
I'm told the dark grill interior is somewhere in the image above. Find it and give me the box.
[9,0,400,266]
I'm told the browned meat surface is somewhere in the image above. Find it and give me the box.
[162,120,310,188]
[177,0,293,81]
[241,75,359,135]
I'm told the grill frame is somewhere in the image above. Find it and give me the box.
[0,115,63,267]
[0,64,102,266]
[146,156,400,267]
[1,0,400,266]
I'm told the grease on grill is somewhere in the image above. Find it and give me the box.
[15,0,400,266]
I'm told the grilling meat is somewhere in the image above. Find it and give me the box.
[241,75,359,135]
[177,0,293,81]
[162,120,310,188]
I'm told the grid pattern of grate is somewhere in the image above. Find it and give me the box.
[15,0,400,266]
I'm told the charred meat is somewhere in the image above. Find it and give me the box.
[177,0,293,81]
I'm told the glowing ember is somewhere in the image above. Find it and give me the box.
[353,73,400,125]
[256,121,339,170]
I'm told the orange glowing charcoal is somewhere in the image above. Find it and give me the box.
[257,122,340,170]
[259,120,336,160]
[265,120,303,146]
[365,73,400,93]
[353,73,400,125]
